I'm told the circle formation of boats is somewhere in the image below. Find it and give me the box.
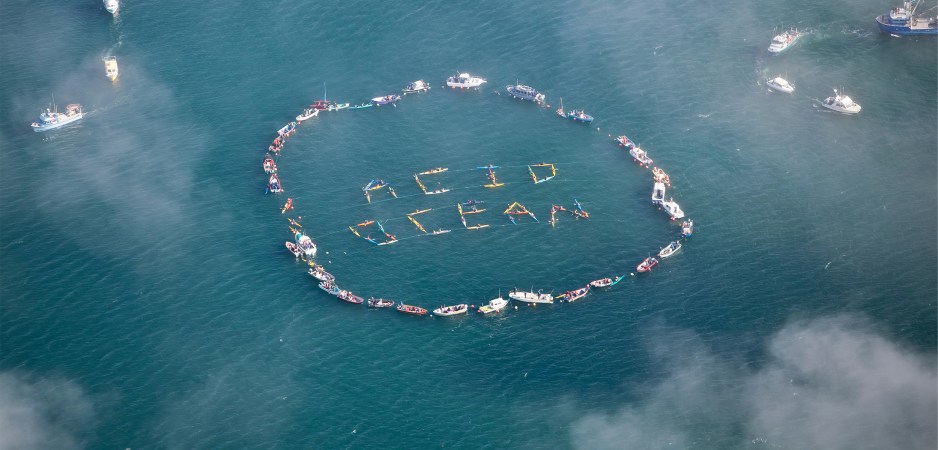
[263,75,696,319]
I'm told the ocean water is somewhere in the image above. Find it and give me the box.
[1,0,936,448]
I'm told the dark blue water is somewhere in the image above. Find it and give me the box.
[1,1,935,448]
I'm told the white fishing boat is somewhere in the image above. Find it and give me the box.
[562,286,590,303]
[821,89,861,114]
[104,0,119,15]
[446,72,486,89]
[478,296,508,314]
[660,197,685,220]
[658,241,682,258]
[629,145,653,167]
[296,107,319,122]
[367,297,395,308]
[509,288,553,304]
[652,181,666,204]
[104,56,119,81]
[681,219,694,237]
[308,266,334,282]
[371,94,401,105]
[766,76,794,94]
[31,101,83,132]
[768,28,800,53]
[295,232,317,257]
[402,80,430,94]
[433,303,469,317]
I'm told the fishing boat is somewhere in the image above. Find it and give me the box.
[661,197,685,220]
[104,0,119,15]
[295,232,317,258]
[506,84,546,103]
[681,219,694,237]
[616,135,635,148]
[263,155,277,174]
[337,290,364,304]
[308,266,335,282]
[276,122,296,138]
[403,80,431,94]
[876,1,938,36]
[509,289,553,304]
[296,107,319,122]
[319,281,341,296]
[31,102,83,132]
[565,109,594,124]
[367,297,395,308]
[285,241,301,258]
[821,89,862,114]
[478,296,508,315]
[562,286,590,303]
[433,303,468,317]
[636,257,659,273]
[446,72,487,89]
[767,28,800,53]
[310,100,336,111]
[396,303,428,316]
[658,241,682,258]
[267,174,283,193]
[652,181,666,204]
[766,76,795,94]
[419,167,448,175]
[590,276,624,288]
[371,94,401,105]
[104,56,118,81]
[629,146,653,167]
[652,167,671,186]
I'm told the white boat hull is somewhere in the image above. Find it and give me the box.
[509,291,553,304]
[31,113,84,132]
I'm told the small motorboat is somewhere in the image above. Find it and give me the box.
[658,241,682,258]
[31,102,83,132]
[629,146,653,167]
[337,290,364,304]
[506,84,546,103]
[296,107,319,122]
[661,197,685,220]
[263,154,277,174]
[446,72,487,89]
[562,286,590,303]
[652,181,666,204]
[326,103,350,111]
[652,167,671,186]
[371,94,401,106]
[308,266,335,282]
[616,135,635,148]
[295,232,317,258]
[509,289,553,304]
[433,304,469,317]
[590,276,623,288]
[104,0,119,15]
[396,303,428,316]
[318,281,340,296]
[367,297,395,308]
[766,76,795,94]
[565,109,594,124]
[767,28,800,53]
[277,122,296,137]
[821,89,862,114]
[636,257,659,273]
[681,220,694,237]
[478,296,508,314]
[310,100,336,111]
[285,241,301,258]
[104,56,119,81]
[403,80,430,94]
[267,174,284,193]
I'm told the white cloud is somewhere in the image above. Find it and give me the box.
[0,372,96,450]
[571,316,937,450]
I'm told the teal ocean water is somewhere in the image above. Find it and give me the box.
[1,0,936,448]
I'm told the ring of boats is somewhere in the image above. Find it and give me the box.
[262,73,697,319]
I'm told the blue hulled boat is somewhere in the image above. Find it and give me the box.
[876,1,938,36]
